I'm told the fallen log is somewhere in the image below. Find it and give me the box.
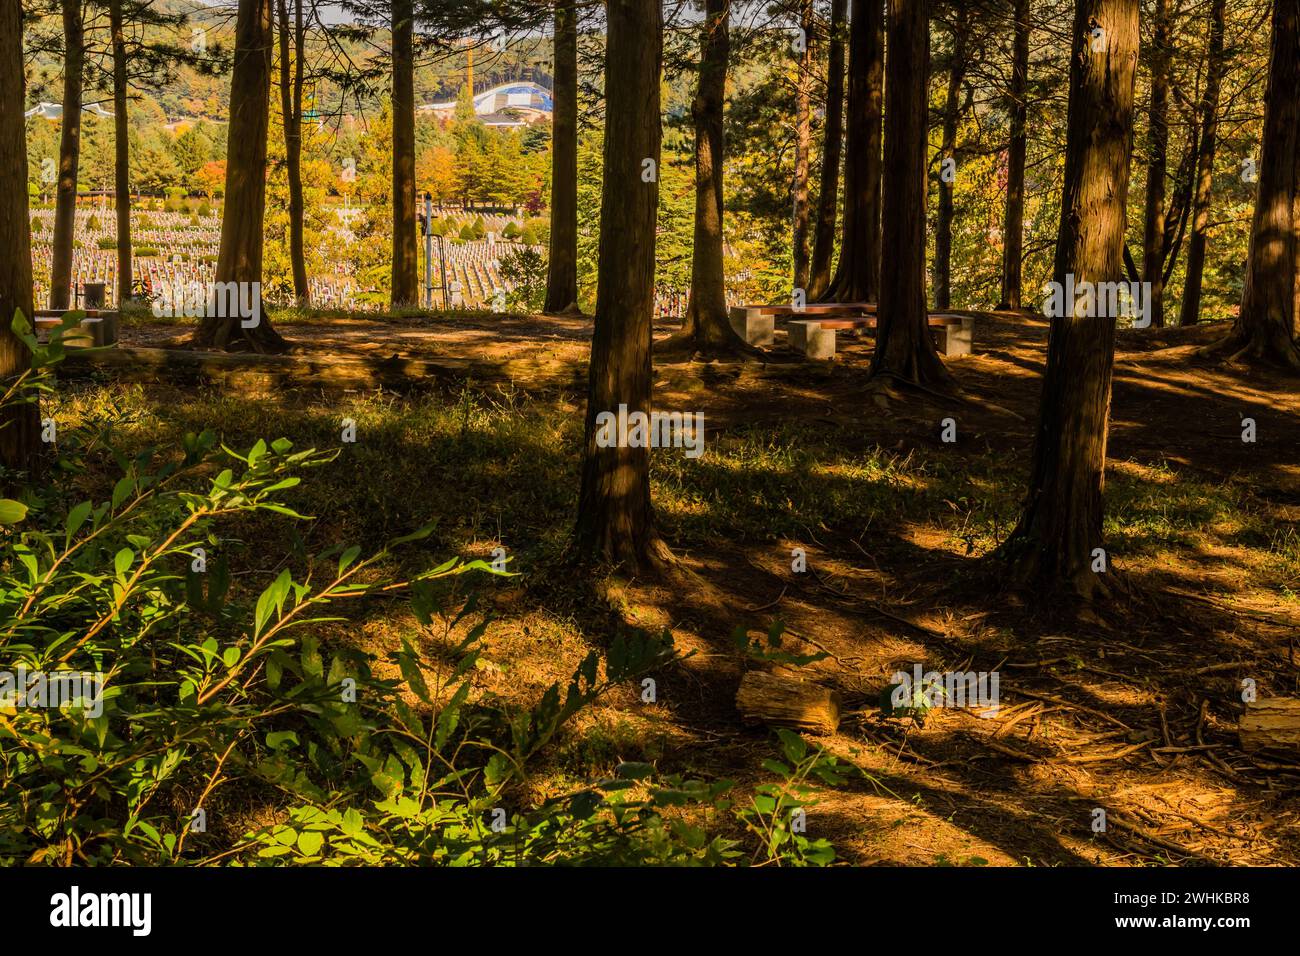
[1239,699,1300,753]
[735,671,841,735]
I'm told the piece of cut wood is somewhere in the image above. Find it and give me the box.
[735,671,841,735]
[1239,699,1300,753]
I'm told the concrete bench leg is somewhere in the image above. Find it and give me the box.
[788,320,836,360]
[728,307,774,347]
[936,317,974,357]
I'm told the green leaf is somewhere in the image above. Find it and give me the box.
[113,548,135,579]
[111,475,135,510]
[64,500,92,540]
[296,831,324,856]
[266,731,299,750]
[0,499,28,524]
[254,569,292,636]
[337,545,361,576]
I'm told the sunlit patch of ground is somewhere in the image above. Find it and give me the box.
[57,308,1300,865]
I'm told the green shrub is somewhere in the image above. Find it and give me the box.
[134,246,159,258]
[0,325,845,867]
[498,246,546,313]
[97,237,117,250]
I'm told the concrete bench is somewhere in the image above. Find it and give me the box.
[34,309,120,348]
[786,313,974,360]
[728,301,877,347]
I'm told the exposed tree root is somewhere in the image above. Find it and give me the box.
[1197,326,1300,373]
[654,331,766,363]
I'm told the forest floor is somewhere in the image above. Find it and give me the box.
[77,308,1300,865]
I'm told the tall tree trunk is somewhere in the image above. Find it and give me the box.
[1205,0,1300,368]
[791,0,814,295]
[1294,117,1300,338]
[109,0,131,306]
[0,0,40,485]
[808,0,847,301]
[1140,0,1170,327]
[1001,0,1139,599]
[1177,0,1225,327]
[543,0,580,314]
[390,0,419,309]
[1294,117,1300,339]
[573,0,672,575]
[933,15,969,310]
[824,0,884,303]
[192,0,289,352]
[998,0,1030,310]
[49,0,84,311]
[676,0,750,353]
[870,0,951,388]
[278,0,309,306]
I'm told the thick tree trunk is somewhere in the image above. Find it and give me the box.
[1178,0,1225,327]
[1001,0,1139,599]
[1205,0,1300,368]
[808,0,847,301]
[543,0,580,315]
[110,0,131,306]
[676,0,750,353]
[791,0,814,294]
[192,0,289,352]
[998,0,1030,310]
[933,15,969,311]
[823,0,883,303]
[0,0,40,484]
[49,0,84,312]
[1140,0,1170,328]
[1294,121,1300,338]
[870,0,951,389]
[390,0,419,309]
[278,0,309,307]
[572,0,672,575]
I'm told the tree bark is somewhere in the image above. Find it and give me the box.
[1001,0,1139,599]
[110,0,131,306]
[278,0,310,307]
[791,0,814,295]
[933,14,969,311]
[808,0,847,301]
[49,0,84,311]
[192,0,290,352]
[675,0,751,354]
[1177,0,1225,327]
[572,0,672,575]
[1205,0,1300,368]
[543,0,580,315]
[998,0,1030,311]
[823,0,883,303]
[1140,0,1170,328]
[390,0,419,309]
[735,671,842,735]
[870,0,952,389]
[0,0,40,484]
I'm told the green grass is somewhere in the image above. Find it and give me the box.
[49,379,1300,603]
